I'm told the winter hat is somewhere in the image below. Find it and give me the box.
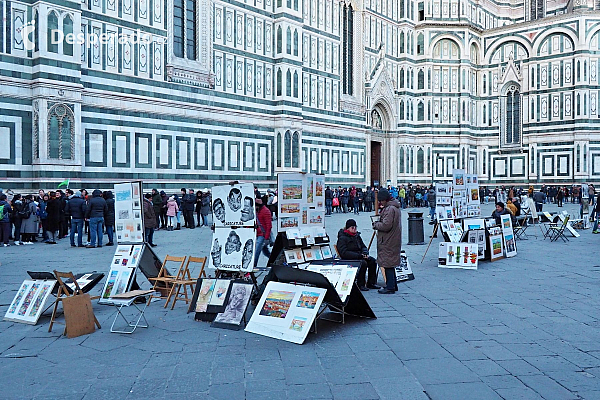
[377,188,391,201]
[345,219,357,229]
[255,198,263,205]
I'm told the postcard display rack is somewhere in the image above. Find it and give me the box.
[276,173,331,267]
[98,181,145,304]
[189,183,257,330]
[436,170,481,270]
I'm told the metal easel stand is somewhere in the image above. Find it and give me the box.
[110,300,150,334]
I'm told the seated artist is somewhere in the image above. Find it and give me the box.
[336,219,380,291]
[491,202,516,226]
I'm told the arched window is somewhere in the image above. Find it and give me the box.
[47,104,74,160]
[342,4,354,95]
[47,12,59,53]
[292,132,300,168]
[286,27,292,54]
[529,0,545,21]
[34,11,39,52]
[483,104,487,125]
[483,74,487,93]
[276,132,282,167]
[417,148,424,174]
[399,68,405,88]
[399,147,405,173]
[173,0,184,57]
[293,71,298,97]
[277,26,282,53]
[293,29,298,56]
[186,0,196,59]
[400,0,405,18]
[294,0,298,10]
[399,100,405,119]
[416,33,424,55]
[417,102,424,121]
[418,69,424,89]
[482,149,486,174]
[284,131,292,167]
[286,69,292,96]
[276,68,282,96]
[399,31,405,53]
[418,2,424,20]
[63,15,73,56]
[502,84,521,146]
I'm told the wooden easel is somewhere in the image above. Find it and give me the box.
[421,222,439,263]
[49,270,101,335]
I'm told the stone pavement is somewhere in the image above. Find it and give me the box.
[1,201,599,399]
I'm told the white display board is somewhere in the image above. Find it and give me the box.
[440,242,478,270]
[500,214,517,258]
[277,173,325,232]
[114,182,144,244]
[4,280,56,325]
[305,264,357,302]
[245,281,326,344]
[99,244,141,304]
[212,183,256,227]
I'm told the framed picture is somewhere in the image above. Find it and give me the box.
[208,227,256,272]
[463,218,485,230]
[284,250,300,264]
[320,245,333,259]
[4,280,56,325]
[303,247,316,262]
[489,234,505,262]
[212,282,254,330]
[212,183,256,227]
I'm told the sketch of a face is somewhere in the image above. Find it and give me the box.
[242,239,254,269]
[211,239,222,267]
[227,188,242,211]
[225,231,242,254]
[240,197,254,222]
[219,285,248,323]
[214,199,226,223]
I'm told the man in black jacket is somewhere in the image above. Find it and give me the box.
[85,189,108,248]
[325,186,333,215]
[66,191,86,247]
[336,219,380,291]
[182,188,196,229]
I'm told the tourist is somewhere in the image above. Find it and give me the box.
[592,194,600,234]
[427,186,436,224]
[533,188,546,212]
[160,190,168,229]
[38,194,48,242]
[152,189,162,229]
[0,194,13,246]
[325,186,333,215]
[200,190,212,227]
[195,190,203,227]
[143,193,158,246]
[341,188,349,213]
[166,195,179,231]
[103,191,115,246]
[337,219,379,291]
[85,189,107,248]
[20,195,38,244]
[11,194,24,245]
[45,191,61,244]
[557,187,564,207]
[372,189,401,294]
[254,198,272,268]
[351,186,359,215]
[66,191,86,247]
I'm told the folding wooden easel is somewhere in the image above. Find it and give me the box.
[146,255,187,307]
[48,270,101,334]
[166,256,207,309]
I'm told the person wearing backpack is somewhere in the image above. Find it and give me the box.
[20,195,38,244]
[0,193,13,246]
[11,194,26,245]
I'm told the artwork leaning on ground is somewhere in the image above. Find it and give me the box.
[246,281,326,344]
[4,280,56,325]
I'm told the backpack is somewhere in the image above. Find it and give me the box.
[18,204,31,219]
[0,205,4,220]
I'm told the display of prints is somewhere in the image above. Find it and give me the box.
[444,243,478,269]
[437,205,454,220]
[453,169,466,189]
[437,196,452,206]
[468,229,486,260]
[195,279,216,312]
[489,234,505,261]
[306,264,356,302]
[245,281,326,344]
[213,282,253,326]
[211,183,256,227]
[463,218,485,230]
[99,266,133,303]
[278,173,325,232]
[435,182,452,197]
[114,182,144,244]
[208,227,256,272]
[500,214,517,258]
[4,280,56,325]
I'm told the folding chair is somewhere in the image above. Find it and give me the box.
[546,216,570,242]
[49,270,101,334]
[146,255,187,307]
[165,256,207,309]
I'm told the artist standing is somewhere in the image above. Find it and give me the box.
[372,189,402,294]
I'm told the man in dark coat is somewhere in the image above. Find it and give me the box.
[325,186,333,216]
[85,189,108,248]
[337,219,380,291]
[182,189,196,229]
[45,191,61,244]
[152,189,162,229]
[66,191,86,247]
[143,193,157,246]
[104,191,115,246]
[372,189,402,294]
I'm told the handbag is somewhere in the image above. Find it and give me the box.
[332,197,340,207]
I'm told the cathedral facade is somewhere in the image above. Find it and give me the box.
[0,0,599,189]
